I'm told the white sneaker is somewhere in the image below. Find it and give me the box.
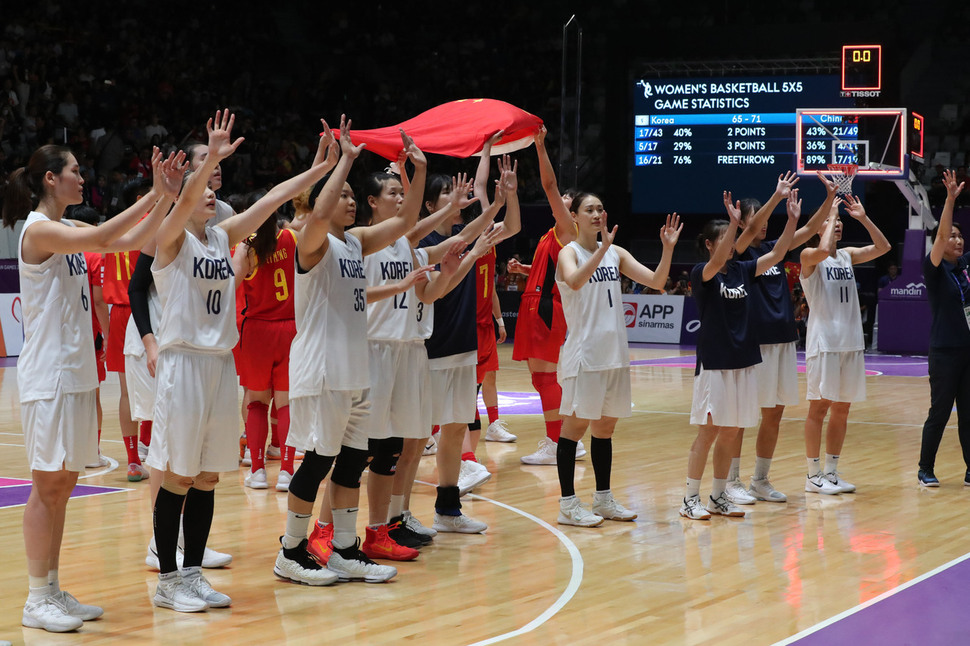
[679,494,711,520]
[138,441,150,462]
[725,477,757,505]
[457,460,491,496]
[200,546,233,568]
[576,439,587,459]
[824,471,856,493]
[274,538,339,586]
[484,419,517,442]
[51,590,103,621]
[707,492,745,517]
[749,477,787,502]
[403,511,437,537]
[22,595,83,632]
[805,473,842,495]
[85,453,109,469]
[423,434,438,456]
[327,539,397,583]
[557,496,604,527]
[241,447,251,467]
[276,470,292,492]
[592,491,638,521]
[432,512,487,533]
[521,437,558,465]
[180,566,230,607]
[245,468,269,489]
[153,572,208,612]
[266,445,281,459]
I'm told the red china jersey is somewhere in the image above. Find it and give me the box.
[475,246,496,324]
[240,228,297,321]
[102,250,138,305]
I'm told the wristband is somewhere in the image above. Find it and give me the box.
[495,316,505,327]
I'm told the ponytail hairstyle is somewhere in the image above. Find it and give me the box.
[3,145,74,228]
[738,198,760,225]
[292,185,313,217]
[356,171,399,225]
[420,173,452,219]
[696,218,730,260]
[244,190,282,267]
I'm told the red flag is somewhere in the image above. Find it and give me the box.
[334,99,543,161]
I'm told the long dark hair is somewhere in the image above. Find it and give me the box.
[568,192,601,214]
[357,172,399,225]
[420,173,452,219]
[696,219,730,260]
[3,145,74,228]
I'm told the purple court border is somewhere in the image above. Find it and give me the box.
[780,553,970,645]
[0,482,126,509]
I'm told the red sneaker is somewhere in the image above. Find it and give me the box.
[307,522,334,565]
[361,524,419,561]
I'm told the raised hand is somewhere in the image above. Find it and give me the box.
[401,264,434,289]
[400,129,427,168]
[787,188,802,220]
[830,196,842,216]
[775,170,800,198]
[535,124,547,147]
[723,190,741,226]
[842,194,867,220]
[314,119,339,170]
[816,170,838,195]
[439,239,467,276]
[206,109,244,162]
[451,173,479,210]
[470,223,502,258]
[660,212,683,247]
[943,169,966,200]
[159,150,188,199]
[599,216,618,249]
[338,114,366,160]
[487,129,505,147]
[497,154,518,193]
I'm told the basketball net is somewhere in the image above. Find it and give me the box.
[826,163,858,196]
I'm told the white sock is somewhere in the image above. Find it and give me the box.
[753,457,772,481]
[711,477,727,498]
[559,494,578,504]
[824,453,840,474]
[47,569,59,594]
[282,511,312,549]
[593,489,611,500]
[331,507,358,550]
[729,458,741,481]
[388,495,405,522]
[807,457,821,476]
[686,478,702,498]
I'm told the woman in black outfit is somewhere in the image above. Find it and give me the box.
[919,169,970,487]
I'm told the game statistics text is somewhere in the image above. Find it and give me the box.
[632,75,854,214]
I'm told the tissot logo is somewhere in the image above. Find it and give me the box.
[623,302,637,328]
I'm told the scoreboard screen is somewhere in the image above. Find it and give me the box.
[632,74,855,214]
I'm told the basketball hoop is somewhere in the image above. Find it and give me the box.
[826,163,859,196]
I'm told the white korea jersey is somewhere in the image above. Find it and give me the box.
[152,225,238,353]
[17,212,97,402]
[801,248,865,357]
[365,236,422,342]
[290,231,368,396]
[556,241,628,379]
[123,283,161,358]
[413,247,434,340]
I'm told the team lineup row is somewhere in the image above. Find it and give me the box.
[12,108,969,635]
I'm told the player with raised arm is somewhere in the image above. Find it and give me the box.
[514,125,586,466]
[800,194,891,495]
[724,171,837,504]
[555,195,681,526]
[681,191,799,520]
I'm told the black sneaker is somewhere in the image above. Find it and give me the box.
[964,470,970,487]
[918,469,940,488]
[388,516,430,547]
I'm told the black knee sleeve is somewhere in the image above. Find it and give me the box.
[331,445,370,489]
[288,450,335,503]
[368,437,403,476]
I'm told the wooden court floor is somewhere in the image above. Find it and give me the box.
[0,344,960,645]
